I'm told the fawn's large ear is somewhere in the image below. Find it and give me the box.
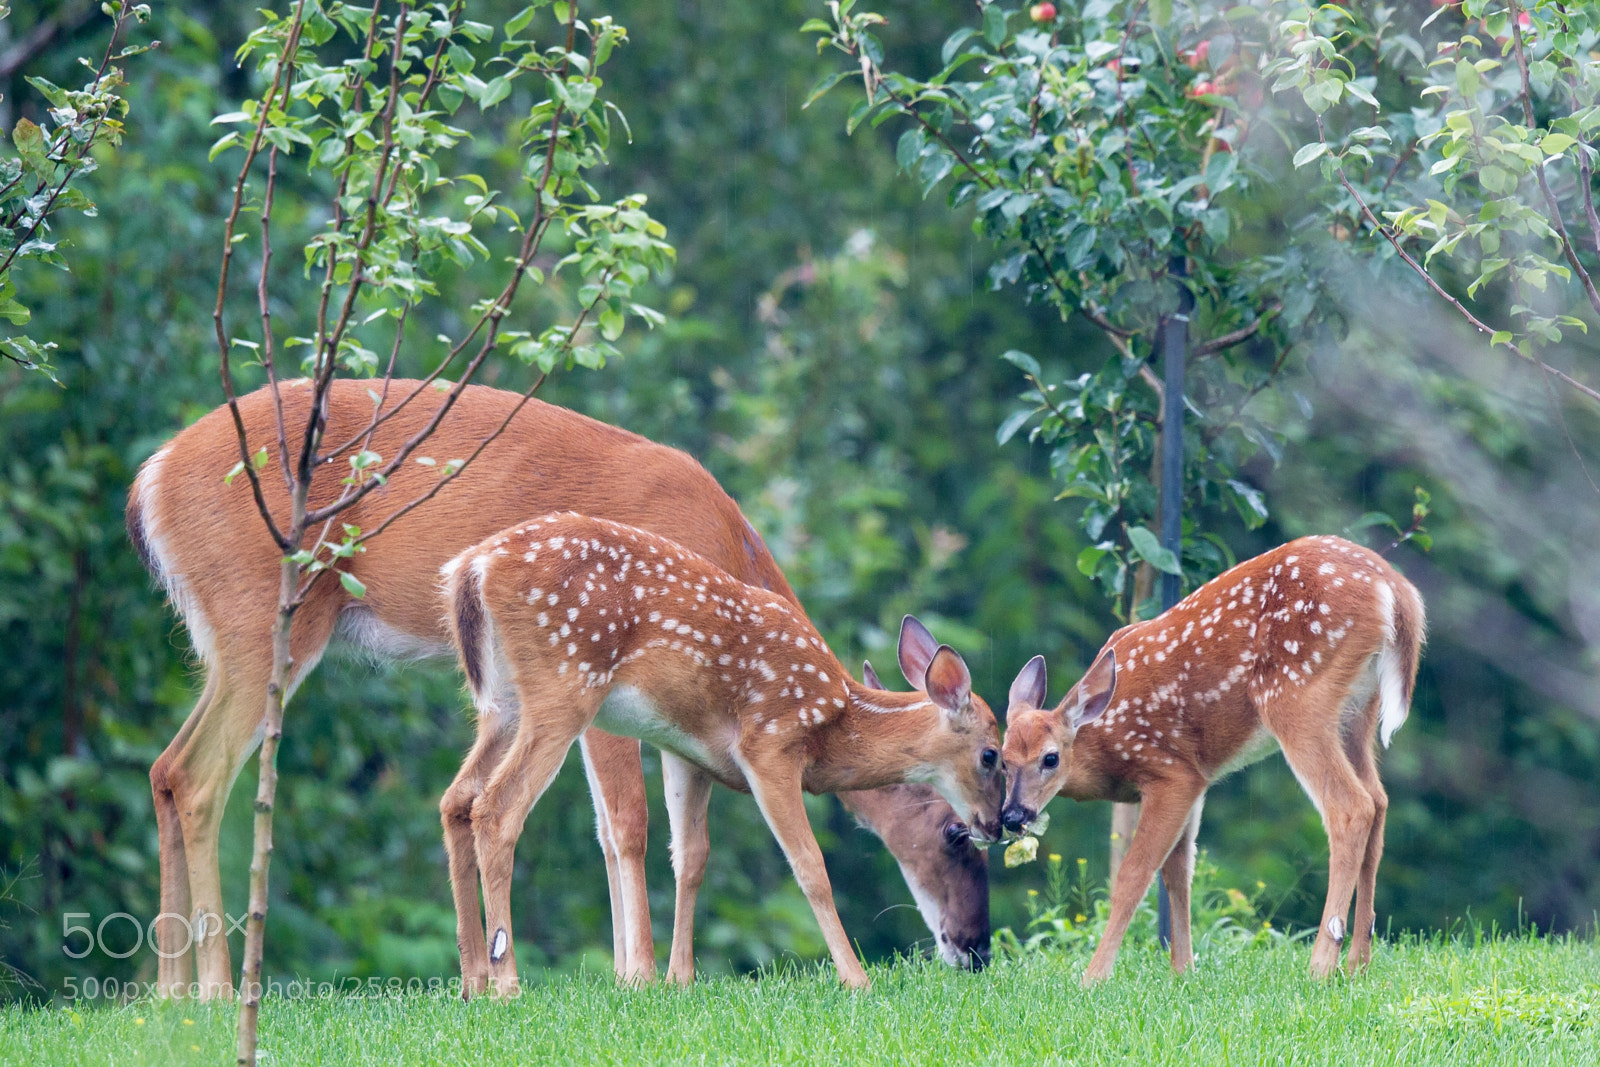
[898,615,939,692]
[1008,655,1048,711]
[862,659,885,691]
[923,646,974,719]
[1059,650,1116,728]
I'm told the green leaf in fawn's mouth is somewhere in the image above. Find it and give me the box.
[1004,835,1039,867]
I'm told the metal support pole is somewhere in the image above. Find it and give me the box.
[1155,261,1191,950]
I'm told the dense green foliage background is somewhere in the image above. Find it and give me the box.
[2,0,1598,1000]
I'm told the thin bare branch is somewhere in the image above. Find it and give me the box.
[308,1,474,469]
[1081,297,1140,345]
[348,375,549,552]
[1333,169,1496,333]
[1137,361,1165,403]
[215,1,310,552]
[256,146,292,493]
[305,2,582,524]
[1112,1,1147,196]
[1195,303,1280,356]
[0,7,143,280]
[297,3,414,492]
[1325,132,1600,407]
[1579,147,1600,261]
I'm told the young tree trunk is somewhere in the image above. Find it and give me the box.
[235,535,301,1065]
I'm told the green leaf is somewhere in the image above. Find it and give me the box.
[996,408,1033,445]
[339,571,367,598]
[12,118,47,176]
[982,3,1007,47]
[897,128,924,170]
[23,77,67,108]
[1127,525,1181,575]
[1293,142,1328,168]
[302,4,337,46]
[479,76,512,109]
[1344,81,1379,109]
[1003,835,1039,867]
[448,43,476,75]
[1225,479,1268,527]
[1000,349,1041,377]
[1455,59,1480,98]
[505,5,539,37]
[1301,78,1342,114]
[1541,133,1575,155]
[1346,511,1399,534]
[803,71,850,109]
[0,291,29,324]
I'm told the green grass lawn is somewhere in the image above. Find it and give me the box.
[3,936,1597,1065]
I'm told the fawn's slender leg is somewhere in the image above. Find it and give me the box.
[580,731,656,983]
[588,783,628,976]
[581,744,629,979]
[473,697,594,998]
[1159,793,1205,974]
[1344,697,1388,973]
[1083,769,1208,985]
[739,752,870,989]
[441,710,515,1000]
[1271,716,1377,979]
[661,751,713,985]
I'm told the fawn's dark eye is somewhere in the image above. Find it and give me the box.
[1041,751,1060,770]
[981,748,999,769]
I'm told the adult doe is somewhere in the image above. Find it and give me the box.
[128,379,990,997]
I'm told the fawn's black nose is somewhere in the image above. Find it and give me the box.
[1000,804,1035,834]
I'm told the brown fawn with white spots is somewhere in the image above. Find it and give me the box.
[129,380,991,998]
[1001,535,1425,984]
[443,512,1006,993]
